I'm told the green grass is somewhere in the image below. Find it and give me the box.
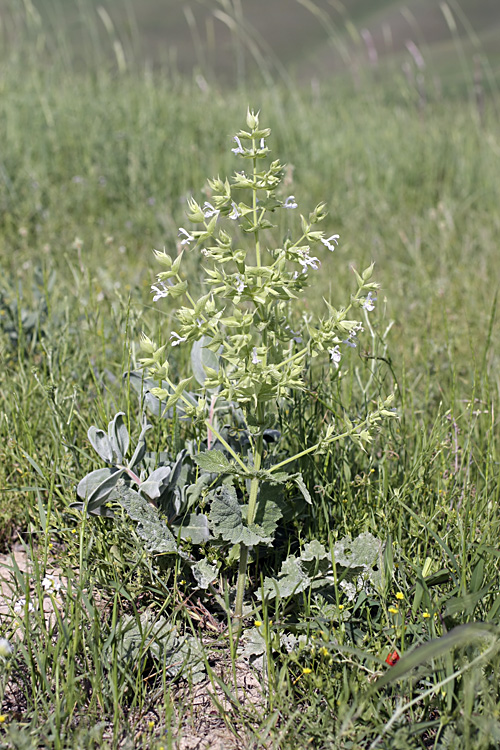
[1,6,500,749]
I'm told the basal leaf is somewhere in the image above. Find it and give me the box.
[115,482,182,557]
[87,426,114,463]
[191,558,218,589]
[175,513,210,545]
[209,483,273,546]
[108,412,129,463]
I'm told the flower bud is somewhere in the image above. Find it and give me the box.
[246,108,260,131]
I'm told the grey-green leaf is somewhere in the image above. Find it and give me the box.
[209,484,272,546]
[108,412,129,463]
[175,513,211,545]
[191,558,218,589]
[195,450,235,475]
[76,467,124,512]
[88,426,114,463]
[333,532,383,569]
[115,482,182,557]
[191,335,220,386]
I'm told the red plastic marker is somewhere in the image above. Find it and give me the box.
[385,650,400,666]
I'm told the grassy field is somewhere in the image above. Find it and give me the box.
[1,0,500,85]
[1,4,500,749]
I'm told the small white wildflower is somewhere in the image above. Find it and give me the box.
[320,234,339,251]
[151,281,169,301]
[72,236,84,251]
[14,597,34,614]
[259,137,265,148]
[298,251,320,272]
[179,227,194,245]
[231,135,245,154]
[251,347,261,365]
[202,202,219,219]
[235,274,246,293]
[0,638,12,657]
[42,575,62,593]
[284,195,298,209]
[178,227,194,245]
[329,345,341,368]
[170,331,187,347]
[363,292,376,312]
[228,201,241,220]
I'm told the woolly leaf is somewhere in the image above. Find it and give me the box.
[87,427,114,463]
[209,484,273,546]
[115,482,182,557]
[191,335,220,386]
[195,450,236,475]
[108,412,129,463]
[191,558,218,589]
[175,513,211,545]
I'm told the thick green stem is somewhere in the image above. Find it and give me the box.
[233,401,265,625]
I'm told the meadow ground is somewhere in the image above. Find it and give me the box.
[1,4,500,749]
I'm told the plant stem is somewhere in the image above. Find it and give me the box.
[233,400,265,626]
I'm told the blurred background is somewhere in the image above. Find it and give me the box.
[1,0,499,91]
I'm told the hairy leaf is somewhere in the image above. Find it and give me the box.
[108,412,129,463]
[115,482,182,557]
[191,558,218,589]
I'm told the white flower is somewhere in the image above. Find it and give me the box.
[329,346,341,368]
[178,227,194,245]
[363,292,376,312]
[320,234,340,251]
[151,281,169,301]
[202,202,219,219]
[284,195,298,209]
[259,138,265,149]
[42,575,62,593]
[228,201,241,220]
[170,332,187,347]
[0,638,12,657]
[235,274,246,293]
[251,347,261,365]
[231,135,245,154]
[298,252,320,272]
[14,597,34,614]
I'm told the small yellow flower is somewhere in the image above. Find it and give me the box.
[302,667,312,675]
[0,715,7,723]
[388,606,399,614]
[395,592,404,600]
[320,646,328,657]
[148,720,154,730]
[338,604,344,611]
[423,611,431,619]
[71,529,77,535]
[254,620,262,628]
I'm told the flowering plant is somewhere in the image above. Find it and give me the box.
[140,109,396,622]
